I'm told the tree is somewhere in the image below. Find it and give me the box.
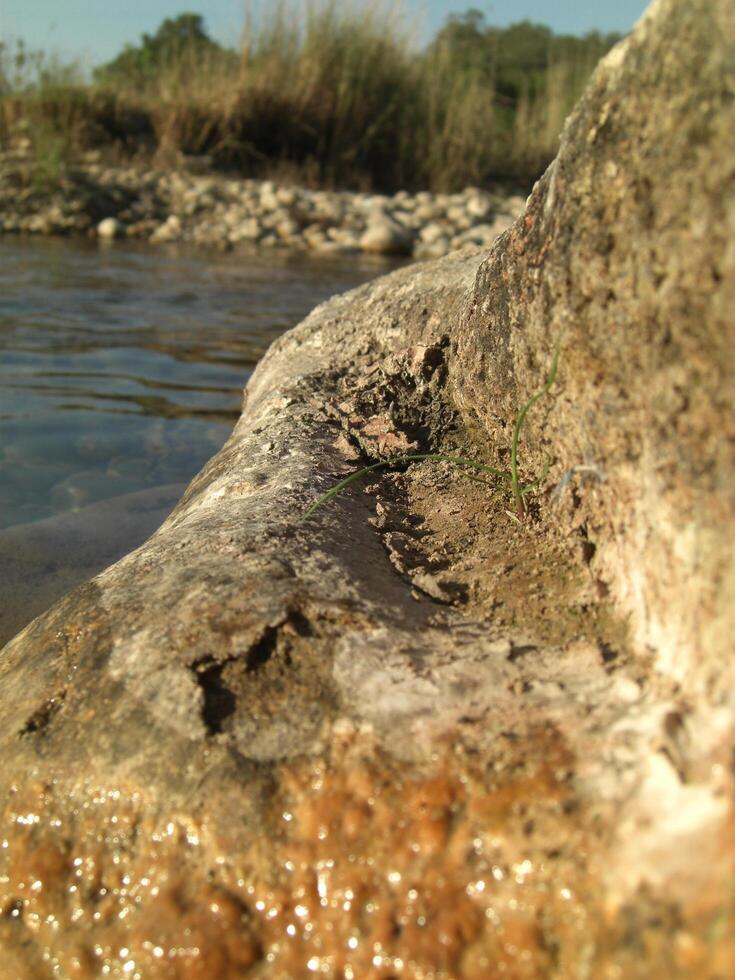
[94,13,227,86]
[428,13,622,104]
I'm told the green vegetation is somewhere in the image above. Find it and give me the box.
[304,339,562,521]
[93,14,233,88]
[509,335,561,516]
[0,38,89,188]
[0,5,620,191]
[303,454,505,521]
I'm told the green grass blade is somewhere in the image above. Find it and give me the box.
[510,336,561,516]
[303,452,507,519]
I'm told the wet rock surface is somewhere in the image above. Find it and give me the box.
[1,1,734,976]
[0,157,522,260]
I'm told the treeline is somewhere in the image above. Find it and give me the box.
[0,4,621,192]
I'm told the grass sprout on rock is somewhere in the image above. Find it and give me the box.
[304,338,562,521]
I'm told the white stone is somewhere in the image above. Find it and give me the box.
[260,189,279,211]
[97,217,124,239]
[447,205,472,229]
[414,203,441,222]
[276,187,297,207]
[229,218,262,242]
[359,214,413,255]
[505,195,527,216]
[150,214,182,244]
[414,237,450,260]
[466,194,492,219]
[469,221,508,243]
[489,215,514,235]
[418,222,447,245]
[276,219,301,240]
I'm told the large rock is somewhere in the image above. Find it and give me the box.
[0,1,733,977]
[451,0,735,694]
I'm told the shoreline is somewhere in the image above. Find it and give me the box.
[0,155,527,260]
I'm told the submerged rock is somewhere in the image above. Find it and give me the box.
[0,0,733,976]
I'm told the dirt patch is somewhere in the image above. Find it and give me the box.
[370,459,630,655]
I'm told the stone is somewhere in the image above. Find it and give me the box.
[446,203,471,227]
[26,214,52,234]
[359,212,413,255]
[258,182,278,211]
[275,218,300,240]
[326,227,361,251]
[96,217,124,240]
[261,207,291,230]
[311,237,349,254]
[414,202,441,222]
[276,186,297,207]
[392,207,419,229]
[1,1,734,975]
[465,192,492,219]
[228,217,262,242]
[414,236,450,260]
[149,214,182,243]
[486,214,513,236]
[418,220,447,245]
[0,156,523,260]
[302,226,329,250]
[222,205,245,228]
[458,222,497,245]
[503,193,527,216]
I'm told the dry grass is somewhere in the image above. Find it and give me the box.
[0,3,608,191]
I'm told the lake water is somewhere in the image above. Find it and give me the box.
[0,236,399,644]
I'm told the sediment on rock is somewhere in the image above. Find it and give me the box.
[0,0,734,976]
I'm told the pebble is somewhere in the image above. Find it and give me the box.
[97,217,124,239]
[149,214,182,243]
[0,152,528,261]
[359,212,414,255]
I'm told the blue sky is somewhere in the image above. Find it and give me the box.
[1,1,650,68]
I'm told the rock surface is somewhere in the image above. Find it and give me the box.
[1,1,734,977]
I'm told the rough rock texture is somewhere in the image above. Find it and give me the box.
[1,1,734,977]
[451,0,735,694]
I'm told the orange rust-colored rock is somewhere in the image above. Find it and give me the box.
[0,730,601,979]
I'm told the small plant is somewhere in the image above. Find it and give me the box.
[29,121,69,189]
[509,334,561,515]
[304,336,561,521]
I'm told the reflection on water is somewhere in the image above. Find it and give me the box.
[0,236,399,643]
[0,236,397,528]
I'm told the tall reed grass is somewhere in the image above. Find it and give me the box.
[0,2,614,191]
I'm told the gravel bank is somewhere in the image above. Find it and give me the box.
[0,154,526,258]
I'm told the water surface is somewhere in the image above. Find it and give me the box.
[0,236,399,642]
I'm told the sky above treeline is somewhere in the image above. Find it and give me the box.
[1,0,650,67]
